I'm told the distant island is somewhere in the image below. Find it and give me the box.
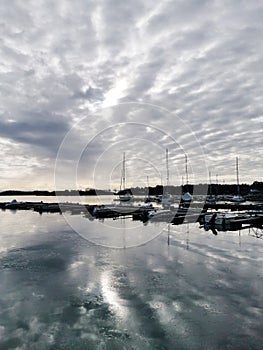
[1,181,263,196]
[0,189,112,196]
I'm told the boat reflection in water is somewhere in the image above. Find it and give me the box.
[1,201,263,349]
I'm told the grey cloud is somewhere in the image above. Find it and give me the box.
[0,0,263,188]
[72,86,104,101]
[146,0,212,33]
[0,112,70,154]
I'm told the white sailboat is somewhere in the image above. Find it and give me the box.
[181,154,192,203]
[230,157,245,203]
[119,152,133,202]
[206,170,216,203]
[161,149,173,207]
[144,176,154,203]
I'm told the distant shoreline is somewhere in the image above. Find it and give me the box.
[0,190,113,196]
[1,181,263,197]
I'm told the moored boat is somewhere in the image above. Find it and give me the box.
[118,152,134,202]
[230,157,245,203]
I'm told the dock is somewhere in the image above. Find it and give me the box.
[0,201,90,214]
[203,202,263,211]
[1,200,263,229]
[0,201,155,218]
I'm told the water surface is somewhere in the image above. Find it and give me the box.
[0,208,262,349]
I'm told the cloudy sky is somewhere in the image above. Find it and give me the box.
[0,0,263,191]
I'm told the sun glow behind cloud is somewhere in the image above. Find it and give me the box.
[103,78,128,107]
[0,0,263,190]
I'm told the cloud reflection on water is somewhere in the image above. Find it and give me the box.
[0,210,262,348]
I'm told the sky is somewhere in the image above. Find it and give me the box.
[0,0,263,191]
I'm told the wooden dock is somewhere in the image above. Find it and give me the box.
[0,201,90,214]
[0,201,155,218]
[1,200,263,228]
[203,202,263,211]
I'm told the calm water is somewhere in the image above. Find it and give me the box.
[0,195,117,205]
[0,202,263,349]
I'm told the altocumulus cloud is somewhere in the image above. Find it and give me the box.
[0,0,263,189]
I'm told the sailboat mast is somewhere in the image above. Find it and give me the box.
[120,164,122,191]
[209,170,212,196]
[120,152,126,191]
[166,148,169,188]
[185,154,189,185]
[236,156,240,195]
[123,152,126,190]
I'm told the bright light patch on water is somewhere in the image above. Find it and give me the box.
[101,270,128,320]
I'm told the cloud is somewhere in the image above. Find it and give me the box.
[0,0,263,189]
[0,112,70,153]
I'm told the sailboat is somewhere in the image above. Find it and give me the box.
[206,171,216,203]
[147,149,174,220]
[230,157,245,203]
[144,176,154,203]
[181,154,192,204]
[119,152,133,202]
[161,149,173,207]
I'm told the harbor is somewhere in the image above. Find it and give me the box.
[0,200,262,349]
[1,197,263,233]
